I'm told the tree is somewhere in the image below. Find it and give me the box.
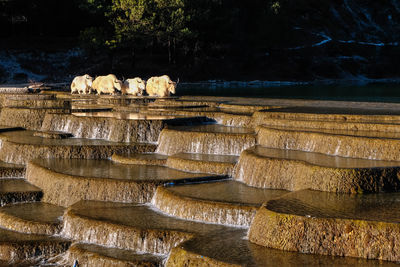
[109,0,193,64]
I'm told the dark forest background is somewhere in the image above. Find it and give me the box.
[1,0,400,82]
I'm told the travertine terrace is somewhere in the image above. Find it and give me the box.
[0,87,400,265]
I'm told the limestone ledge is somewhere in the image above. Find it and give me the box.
[152,186,257,226]
[234,148,400,193]
[167,247,239,267]
[157,128,256,156]
[0,210,61,236]
[254,117,400,133]
[65,243,164,267]
[33,131,74,139]
[0,138,154,165]
[26,161,161,207]
[218,103,281,114]
[152,99,219,107]
[253,109,400,123]
[147,109,253,127]
[111,153,168,166]
[41,113,167,143]
[166,154,235,176]
[62,207,194,254]
[0,107,70,130]
[0,164,25,178]
[256,126,400,161]
[0,230,70,263]
[2,98,71,109]
[249,205,400,262]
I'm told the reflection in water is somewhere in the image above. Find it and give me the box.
[176,228,385,266]
[68,201,227,235]
[0,202,64,224]
[0,130,132,146]
[0,179,41,193]
[34,158,208,181]
[268,189,400,223]
[166,180,287,205]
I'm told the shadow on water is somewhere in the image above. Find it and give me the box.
[177,82,400,102]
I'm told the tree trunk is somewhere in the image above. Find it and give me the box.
[168,37,171,64]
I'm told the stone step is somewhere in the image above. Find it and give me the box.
[152,98,220,108]
[253,106,400,123]
[255,117,400,133]
[234,146,400,193]
[111,152,168,166]
[0,202,64,235]
[61,200,227,254]
[0,160,25,178]
[218,103,281,114]
[41,113,211,143]
[166,153,238,175]
[65,243,165,267]
[256,125,400,161]
[249,189,400,262]
[0,228,70,264]
[0,107,70,131]
[152,180,288,226]
[26,158,224,207]
[166,228,389,267]
[156,124,256,156]
[3,98,70,109]
[33,131,74,139]
[144,109,253,127]
[0,130,156,164]
[0,179,42,206]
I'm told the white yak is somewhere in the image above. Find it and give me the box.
[145,75,177,97]
[92,74,123,95]
[122,78,146,96]
[70,74,93,94]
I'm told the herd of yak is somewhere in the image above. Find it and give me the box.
[70,74,178,97]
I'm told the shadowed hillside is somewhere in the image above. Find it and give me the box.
[0,0,399,82]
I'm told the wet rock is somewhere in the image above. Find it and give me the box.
[152,181,287,226]
[26,158,217,206]
[257,126,400,161]
[156,125,256,156]
[33,131,73,139]
[167,228,387,267]
[253,107,400,124]
[253,114,400,133]
[0,130,155,164]
[61,201,227,254]
[166,153,238,175]
[41,113,211,143]
[65,243,164,267]
[112,152,168,166]
[152,99,219,108]
[234,146,400,193]
[3,98,70,109]
[0,202,64,235]
[249,189,400,262]
[0,160,25,178]
[0,179,42,206]
[0,228,70,263]
[0,107,70,130]
[219,103,281,114]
